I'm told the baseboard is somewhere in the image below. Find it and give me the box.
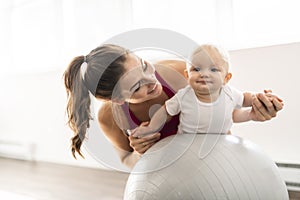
[0,140,36,161]
[276,162,300,192]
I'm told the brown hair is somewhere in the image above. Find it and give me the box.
[63,44,129,158]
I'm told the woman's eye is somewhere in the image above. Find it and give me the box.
[133,82,141,92]
[134,86,140,92]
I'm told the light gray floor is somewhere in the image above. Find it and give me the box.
[0,157,129,200]
[1,157,299,200]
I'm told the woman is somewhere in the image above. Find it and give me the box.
[63,44,283,169]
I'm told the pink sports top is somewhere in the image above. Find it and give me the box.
[121,71,180,140]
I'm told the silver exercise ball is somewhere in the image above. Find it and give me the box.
[124,134,288,200]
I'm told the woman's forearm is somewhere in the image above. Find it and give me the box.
[114,147,141,169]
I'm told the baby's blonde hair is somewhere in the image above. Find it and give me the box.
[188,44,230,72]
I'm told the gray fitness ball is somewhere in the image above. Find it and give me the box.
[124,134,288,200]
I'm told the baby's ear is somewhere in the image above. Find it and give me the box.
[224,72,232,84]
[184,69,189,79]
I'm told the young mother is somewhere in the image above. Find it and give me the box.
[64,44,283,169]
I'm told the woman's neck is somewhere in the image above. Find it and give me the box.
[128,90,169,122]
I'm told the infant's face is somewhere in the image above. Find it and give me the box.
[187,49,229,95]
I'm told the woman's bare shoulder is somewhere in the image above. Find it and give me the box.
[97,102,112,125]
[154,60,188,92]
[98,102,132,151]
[155,60,186,76]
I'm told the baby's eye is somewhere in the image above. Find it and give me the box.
[192,67,201,72]
[211,67,220,72]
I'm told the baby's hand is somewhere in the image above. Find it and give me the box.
[130,122,155,138]
[132,126,155,138]
[128,131,161,154]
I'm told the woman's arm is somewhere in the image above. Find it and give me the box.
[155,60,187,76]
[154,60,188,92]
[98,102,132,151]
[252,91,283,121]
[98,102,160,169]
[233,90,284,123]
[132,105,171,138]
[112,147,141,169]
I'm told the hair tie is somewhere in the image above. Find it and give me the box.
[80,56,88,82]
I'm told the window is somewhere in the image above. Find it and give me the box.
[0,0,299,73]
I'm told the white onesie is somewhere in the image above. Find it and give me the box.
[165,85,244,134]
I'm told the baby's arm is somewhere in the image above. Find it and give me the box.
[242,92,254,107]
[232,109,252,122]
[233,90,283,122]
[132,105,171,138]
[232,92,254,122]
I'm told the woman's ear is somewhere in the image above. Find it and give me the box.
[224,72,232,84]
[184,69,189,79]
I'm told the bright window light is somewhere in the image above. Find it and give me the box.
[0,0,299,73]
[231,0,300,49]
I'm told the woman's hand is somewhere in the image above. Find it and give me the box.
[128,122,161,154]
[250,90,284,121]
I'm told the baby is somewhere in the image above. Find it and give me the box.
[131,44,279,137]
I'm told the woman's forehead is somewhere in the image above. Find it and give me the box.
[117,56,143,91]
[124,53,141,71]
[121,54,143,81]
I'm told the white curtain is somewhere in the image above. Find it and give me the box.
[231,0,300,49]
[0,0,133,73]
[0,0,299,73]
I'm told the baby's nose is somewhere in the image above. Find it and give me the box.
[199,70,209,77]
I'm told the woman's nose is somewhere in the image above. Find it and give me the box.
[142,71,156,81]
[140,76,157,86]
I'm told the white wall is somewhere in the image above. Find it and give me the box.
[0,70,104,169]
[230,42,300,164]
[0,42,299,169]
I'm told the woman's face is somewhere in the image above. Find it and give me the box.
[114,53,163,104]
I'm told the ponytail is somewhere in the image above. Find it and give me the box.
[63,44,129,158]
[63,56,92,158]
